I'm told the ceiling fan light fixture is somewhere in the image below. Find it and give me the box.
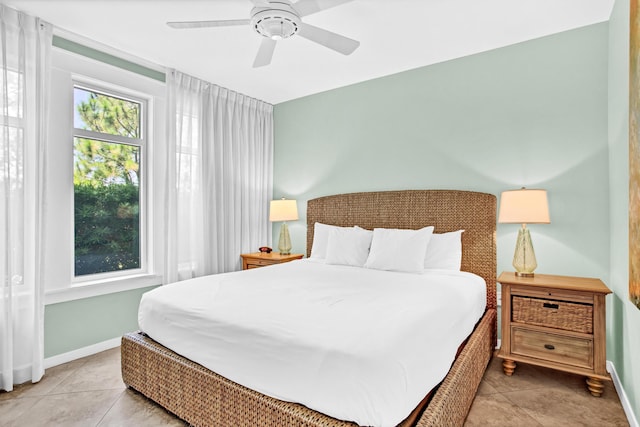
[251,9,300,39]
[168,0,360,68]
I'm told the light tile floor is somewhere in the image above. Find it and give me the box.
[467,357,629,426]
[0,347,630,426]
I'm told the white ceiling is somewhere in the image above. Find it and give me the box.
[6,0,614,104]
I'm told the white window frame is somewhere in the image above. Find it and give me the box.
[44,46,165,305]
[71,78,149,283]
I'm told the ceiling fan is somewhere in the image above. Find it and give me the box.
[167,0,360,68]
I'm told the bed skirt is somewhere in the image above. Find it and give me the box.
[120,308,495,427]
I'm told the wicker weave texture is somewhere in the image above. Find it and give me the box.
[512,296,593,334]
[307,190,497,311]
[121,333,360,427]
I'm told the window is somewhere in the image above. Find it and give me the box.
[44,47,164,302]
[72,83,146,278]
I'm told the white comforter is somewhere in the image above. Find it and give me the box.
[138,259,486,427]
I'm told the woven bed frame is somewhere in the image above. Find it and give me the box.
[121,189,497,427]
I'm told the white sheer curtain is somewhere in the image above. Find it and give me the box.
[0,5,51,391]
[165,70,273,282]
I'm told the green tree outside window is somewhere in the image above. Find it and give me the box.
[73,88,142,276]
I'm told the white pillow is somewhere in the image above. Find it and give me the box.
[424,230,464,270]
[310,223,352,259]
[364,226,434,273]
[325,226,373,267]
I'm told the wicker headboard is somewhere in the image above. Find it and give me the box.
[306,190,497,310]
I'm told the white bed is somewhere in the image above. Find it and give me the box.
[138,259,486,427]
[122,189,498,427]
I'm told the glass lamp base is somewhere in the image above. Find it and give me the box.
[512,226,537,277]
[278,222,292,255]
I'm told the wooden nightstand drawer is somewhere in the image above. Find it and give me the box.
[240,252,304,270]
[245,263,264,269]
[248,258,275,267]
[512,296,593,334]
[511,327,593,369]
[511,286,594,304]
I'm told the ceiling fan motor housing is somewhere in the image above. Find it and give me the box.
[251,4,301,40]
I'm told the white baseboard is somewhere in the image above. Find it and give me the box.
[607,360,639,427]
[44,337,121,369]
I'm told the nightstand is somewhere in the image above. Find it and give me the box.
[497,271,612,396]
[240,252,303,270]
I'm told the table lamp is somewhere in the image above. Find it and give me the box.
[498,188,550,277]
[269,198,298,255]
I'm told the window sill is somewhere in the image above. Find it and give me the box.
[45,274,163,305]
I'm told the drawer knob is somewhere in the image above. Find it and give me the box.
[543,302,559,309]
[544,344,555,350]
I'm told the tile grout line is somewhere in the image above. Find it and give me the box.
[94,389,126,427]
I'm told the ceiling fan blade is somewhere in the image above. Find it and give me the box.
[253,38,277,68]
[292,0,354,17]
[297,23,359,55]
[167,19,250,29]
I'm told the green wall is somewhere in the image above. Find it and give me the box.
[274,23,610,286]
[609,0,640,421]
[44,286,156,357]
[273,22,610,349]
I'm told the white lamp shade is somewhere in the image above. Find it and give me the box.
[269,199,298,222]
[498,189,550,224]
